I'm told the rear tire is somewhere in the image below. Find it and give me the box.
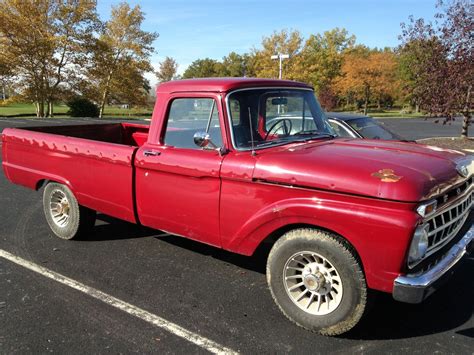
[43,182,96,240]
[266,228,367,336]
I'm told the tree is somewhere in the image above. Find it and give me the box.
[400,0,473,137]
[301,28,356,93]
[88,2,157,118]
[220,52,253,77]
[156,56,178,82]
[182,58,222,78]
[252,29,304,80]
[0,42,14,101]
[107,58,151,107]
[439,0,473,137]
[0,0,98,117]
[398,36,446,114]
[318,85,338,111]
[335,49,399,115]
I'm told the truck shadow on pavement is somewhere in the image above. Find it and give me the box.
[79,214,158,241]
[84,215,474,340]
[345,258,473,339]
[155,231,474,341]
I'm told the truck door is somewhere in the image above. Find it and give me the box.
[135,94,225,246]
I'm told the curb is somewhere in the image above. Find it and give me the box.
[416,137,474,154]
[416,137,473,142]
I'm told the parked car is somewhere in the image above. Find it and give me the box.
[266,112,406,141]
[326,112,406,140]
[2,78,473,336]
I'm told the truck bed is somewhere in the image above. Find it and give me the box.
[23,122,150,147]
[1,123,150,223]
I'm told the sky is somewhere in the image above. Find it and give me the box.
[96,0,438,83]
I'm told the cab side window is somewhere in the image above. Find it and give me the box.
[164,98,222,149]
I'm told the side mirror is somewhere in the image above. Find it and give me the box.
[194,131,217,149]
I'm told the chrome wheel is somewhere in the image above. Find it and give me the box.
[284,251,343,315]
[49,189,70,228]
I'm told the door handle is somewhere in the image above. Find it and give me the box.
[143,150,161,157]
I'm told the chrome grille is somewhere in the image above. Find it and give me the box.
[425,187,473,257]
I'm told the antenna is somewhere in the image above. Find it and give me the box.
[247,106,256,156]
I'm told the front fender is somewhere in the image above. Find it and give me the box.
[224,196,418,292]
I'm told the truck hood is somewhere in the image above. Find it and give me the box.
[253,138,469,202]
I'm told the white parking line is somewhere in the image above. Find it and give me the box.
[0,249,238,354]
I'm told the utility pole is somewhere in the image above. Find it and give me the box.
[271,53,290,79]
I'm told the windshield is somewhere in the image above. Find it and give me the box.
[227,88,334,149]
[346,117,402,140]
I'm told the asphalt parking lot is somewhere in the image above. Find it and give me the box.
[0,117,473,354]
[378,117,473,140]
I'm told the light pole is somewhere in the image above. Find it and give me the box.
[271,53,290,79]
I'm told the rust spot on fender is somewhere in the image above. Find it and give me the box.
[371,169,402,183]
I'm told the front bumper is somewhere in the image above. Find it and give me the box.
[393,224,473,304]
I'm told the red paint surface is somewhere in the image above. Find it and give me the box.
[1,78,469,294]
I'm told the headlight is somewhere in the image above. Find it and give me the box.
[408,224,430,266]
[416,200,437,217]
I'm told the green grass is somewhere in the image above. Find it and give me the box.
[331,108,427,119]
[1,103,425,120]
[102,106,152,117]
[0,103,68,116]
[0,102,152,118]
[368,110,426,119]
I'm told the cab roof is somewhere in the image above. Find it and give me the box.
[156,77,313,93]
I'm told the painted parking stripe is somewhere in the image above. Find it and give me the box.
[0,249,238,354]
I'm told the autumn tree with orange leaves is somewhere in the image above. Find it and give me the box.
[334,49,399,115]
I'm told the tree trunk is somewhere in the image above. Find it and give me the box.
[363,85,370,116]
[37,100,45,118]
[48,100,54,118]
[99,71,114,119]
[99,89,108,119]
[461,85,471,138]
[461,114,470,138]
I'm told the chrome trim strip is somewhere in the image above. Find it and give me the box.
[395,225,473,288]
[327,118,360,138]
[223,86,314,152]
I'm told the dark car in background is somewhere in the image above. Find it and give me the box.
[265,111,407,141]
[326,112,406,141]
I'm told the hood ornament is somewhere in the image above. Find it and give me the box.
[371,169,402,183]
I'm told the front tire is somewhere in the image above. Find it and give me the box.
[43,182,96,240]
[266,228,367,336]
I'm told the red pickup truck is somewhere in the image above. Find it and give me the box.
[2,78,473,335]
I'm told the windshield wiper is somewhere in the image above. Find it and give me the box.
[249,131,336,149]
[293,130,336,138]
[289,131,336,142]
[254,139,288,148]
